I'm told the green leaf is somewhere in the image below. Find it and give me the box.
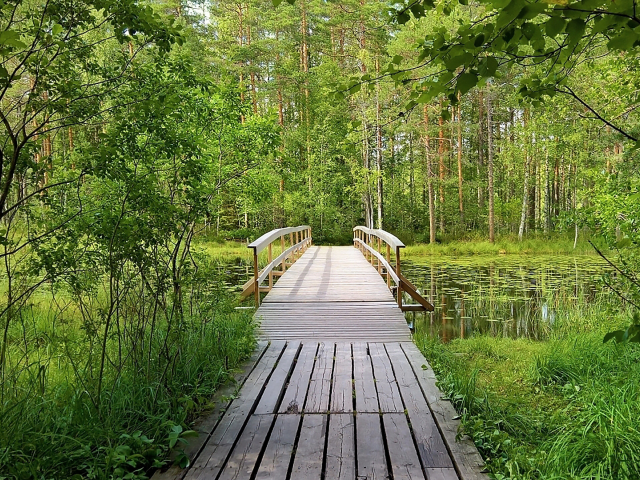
[397,12,411,24]
[566,18,586,45]
[603,330,625,343]
[607,31,638,51]
[0,30,26,48]
[545,16,565,37]
[52,23,63,36]
[457,72,478,94]
[392,54,403,65]
[474,34,485,47]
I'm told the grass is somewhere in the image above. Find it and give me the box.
[404,236,601,257]
[416,305,640,479]
[0,264,256,480]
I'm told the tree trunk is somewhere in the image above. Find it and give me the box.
[477,89,484,210]
[457,92,464,227]
[518,109,530,241]
[438,99,445,235]
[487,91,495,243]
[424,104,436,244]
[375,58,383,229]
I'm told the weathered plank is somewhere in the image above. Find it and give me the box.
[254,414,301,479]
[385,343,453,470]
[356,413,388,480]
[188,342,286,480]
[279,342,317,414]
[289,414,327,480]
[254,342,301,415]
[305,342,334,412]
[218,414,274,480]
[330,343,353,413]
[325,414,355,480]
[401,342,489,480]
[383,413,426,480]
[353,343,379,413]
[369,343,404,413]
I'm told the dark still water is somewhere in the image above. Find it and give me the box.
[402,256,610,341]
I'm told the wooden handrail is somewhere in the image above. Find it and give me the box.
[248,225,310,254]
[242,225,312,307]
[352,226,433,313]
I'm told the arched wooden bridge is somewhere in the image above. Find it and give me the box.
[153,226,487,480]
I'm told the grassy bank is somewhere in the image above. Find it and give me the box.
[404,236,600,257]
[415,306,640,479]
[0,268,256,479]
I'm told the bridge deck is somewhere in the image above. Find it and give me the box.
[154,246,488,480]
[256,246,412,341]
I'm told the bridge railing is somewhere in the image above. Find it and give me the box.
[241,225,312,307]
[353,226,434,312]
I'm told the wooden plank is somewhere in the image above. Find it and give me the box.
[305,343,334,412]
[188,342,286,480]
[330,343,353,413]
[218,414,274,480]
[356,413,388,480]
[254,414,301,479]
[254,342,301,415]
[385,343,453,470]
[279,342,317,414]
[369,343,404,413]
[401,343,489,480]
[353,343,379,413]
[325,414,355,480]
[289,414,327,480]
[383,413,426,480]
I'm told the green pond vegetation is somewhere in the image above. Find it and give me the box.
[2,0,640,479]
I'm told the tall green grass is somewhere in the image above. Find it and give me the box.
[0,285,255,479]
[416,309,640,480]
[405,236,600,256]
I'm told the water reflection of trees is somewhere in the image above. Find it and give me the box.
[408,258,607,342]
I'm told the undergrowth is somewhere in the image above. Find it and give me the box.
[0,284,256,480]
[415,312,640,480]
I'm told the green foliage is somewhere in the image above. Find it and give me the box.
[416,324,640,479]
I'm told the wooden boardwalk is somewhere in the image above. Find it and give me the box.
[176,341,486,480]
[256,246,412,341]
[154,239,487,480]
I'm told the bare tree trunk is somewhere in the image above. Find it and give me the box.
[457,93,464,227]
[375,58,383,229]
[543,146,550,235]
[238,4,245,124]
[438,99,445,235]
[487,91,495,243]
[425,104,436,244]
[518,109,530,241]
[477,89,484,210]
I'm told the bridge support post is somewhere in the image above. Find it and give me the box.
[253,251,260,308]
[396,246,402,309]
[386,243,391,287]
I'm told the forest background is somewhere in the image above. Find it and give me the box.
[1,0,639,478]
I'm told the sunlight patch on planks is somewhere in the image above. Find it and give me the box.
[255,246,412,342]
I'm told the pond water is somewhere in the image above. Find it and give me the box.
[213,252,612,342]
[402,256,610,341]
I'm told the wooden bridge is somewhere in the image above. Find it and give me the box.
[153,226,487,480]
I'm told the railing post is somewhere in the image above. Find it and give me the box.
[386,242,391,288]
[309,227,312,246]
[377,237,382,274]
[253,249,260,308]
[281,234,286,273]
[268,242,273,289]
[396,246,402,309]
[289,232,294,263]
[369,234,374,266]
